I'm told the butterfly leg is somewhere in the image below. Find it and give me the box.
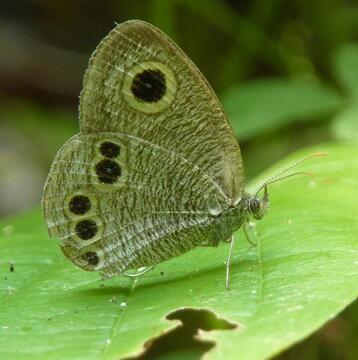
[123,265,155,278]
[225,234,235,289]
[243,219,257,246]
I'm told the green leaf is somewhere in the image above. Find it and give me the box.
[1,143,357,360]
[332,103,358,143]
[0,100,77,163]
[333,43,358,97]
[221,79,342,140]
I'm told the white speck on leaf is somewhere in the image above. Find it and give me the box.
[120,302,127,309]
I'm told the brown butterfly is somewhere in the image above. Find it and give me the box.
[42,20,322,288]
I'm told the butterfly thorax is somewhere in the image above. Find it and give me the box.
[208,190,269,245]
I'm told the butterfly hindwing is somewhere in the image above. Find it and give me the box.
[42,132,226,278]
[80,20,244,205]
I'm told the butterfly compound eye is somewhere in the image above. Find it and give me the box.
[249,198,260,214]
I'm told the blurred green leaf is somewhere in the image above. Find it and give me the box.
[1,143,357,359]
[150,0,177,39]
[0,101,76,163]
[179,0,291,77]
[332,103,358,143]
[275,300,358,360]
[221,79,343,140]
[333,43,358,97]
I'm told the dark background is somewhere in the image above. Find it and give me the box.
[0,1,357,359]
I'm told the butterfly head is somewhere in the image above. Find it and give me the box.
[247,185,269,220]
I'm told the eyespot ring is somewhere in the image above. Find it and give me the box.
[68,216,104,247]
[122,61,177,113]
[94,137,127,166]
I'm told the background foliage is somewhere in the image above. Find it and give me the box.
[0,1,357,359]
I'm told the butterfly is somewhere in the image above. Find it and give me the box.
[42,20,320,288]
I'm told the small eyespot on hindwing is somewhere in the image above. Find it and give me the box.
[99,141,120,158]
[69,195,92,215]
[95,159,122,184]
[75,219,98,240]
[83,251,100,266]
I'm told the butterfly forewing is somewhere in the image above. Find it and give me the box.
[80,20,244,204]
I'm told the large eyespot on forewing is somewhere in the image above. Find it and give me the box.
[122,61,177,113]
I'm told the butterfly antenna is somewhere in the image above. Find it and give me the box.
[254,152,327,197]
